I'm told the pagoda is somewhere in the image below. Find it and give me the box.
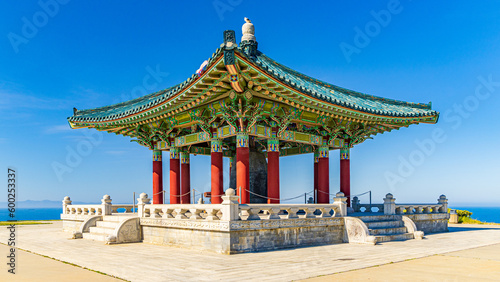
[67,19,439,207]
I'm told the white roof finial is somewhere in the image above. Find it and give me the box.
[241,17,256,42]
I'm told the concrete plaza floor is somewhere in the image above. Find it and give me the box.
[0,243,120,282]
[305,243,500,281]
[1,222,500,281]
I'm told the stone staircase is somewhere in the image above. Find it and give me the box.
[83,214,137,242]
[356,214,414,243]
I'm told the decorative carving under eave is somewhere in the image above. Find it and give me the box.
[323,119,343,146]
[245,100,265,133]
[219,101,239,132]
[131,126,154,149]
[189,108,217,136]
[219,98,255,132]
[344,123,372,147]
[270,107,302,138]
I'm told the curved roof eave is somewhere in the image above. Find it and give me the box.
[235,50,438,120]
[67,45,439,127]
[67,47,225,125]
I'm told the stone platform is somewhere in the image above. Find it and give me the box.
[61,192,450,254]
[1,222,499,281]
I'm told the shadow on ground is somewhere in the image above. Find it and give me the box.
[448,225,500,233]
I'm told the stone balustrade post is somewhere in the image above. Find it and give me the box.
[333,192,347,217]
[220,188,240,221]
[137,193,151,217]
[438,195,448,213]
[351,196,360,212]
[383,193,396,215]
[101,195,112,215]
[62,196,72,214]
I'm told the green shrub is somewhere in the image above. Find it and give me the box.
[448,209,473,223]
[456,209,472,218]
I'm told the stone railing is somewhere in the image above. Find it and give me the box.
[143,204,224,220]
[394,204,446,214]
[351,198,384,213]
[384,194,448,215]
[239,192,347,220]
[111,205,135,213]
[65,204,104,216]
[352,194,448,215]
[137,190,348,221]
[62,195,135,219]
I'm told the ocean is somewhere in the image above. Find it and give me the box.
[451,207,500,224]
[1,207,500,223]
[0,208,62,221]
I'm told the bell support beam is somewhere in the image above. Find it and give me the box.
[340,145,351,207]
[211,138,224,204]
[267,137,280,204]
[180,151,191,204]
[314,150,319,204]
[236,132,250,204]
[169,148,180,204]
[317,145,330,204]
[152,150,163,204]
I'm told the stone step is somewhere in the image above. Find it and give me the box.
[102,215,137,222]
[375,233,414,243]
[82,232,108,242]
[356,215,401,222]
[96,220,121,228]
[89,226,115,235]
[364,220,404,229]
[369,226,407,236]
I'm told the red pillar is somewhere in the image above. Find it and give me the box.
[211,139,223,204]
[267,138,280,204]
[340,146,351,206]
[180,152,190,204]
[314,151,319,204]
[152,150,163,204]
[169,148,180,204]
[317,146,330,204]
[236,133,250,204]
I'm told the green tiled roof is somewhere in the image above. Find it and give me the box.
[68,46,437,123]
[246,51,437,118]
[68,48,224,123]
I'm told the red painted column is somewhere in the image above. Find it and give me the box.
[236,133,250,204]
[314,150,319,204]
[152,150,163,204]
[211,139,223,204]
[180,152,190,204]
[267,138,280,204]
[317,145,330,204]
[340,146,351,207]
[169,148,180,204]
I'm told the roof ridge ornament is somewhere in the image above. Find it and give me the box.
[240,17,258,58]
[223,30,236,66]
[241,17,256,42]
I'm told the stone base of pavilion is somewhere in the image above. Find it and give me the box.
[60,191,450,254]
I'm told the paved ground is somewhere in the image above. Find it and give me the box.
[305,243,500,281]
[1,222,500,281]
[0,244,120,282]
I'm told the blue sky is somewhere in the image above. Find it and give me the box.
[1,1,499,206]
